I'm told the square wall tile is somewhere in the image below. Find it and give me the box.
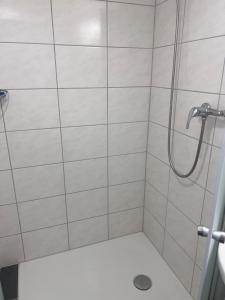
[150,87,170,127]
[59,88,107,127]
[13,164,65,202]
[109,207,143,239]
[108,87,149,123]
[168,173,204,225]
[0,171,15,205]
[4,90,59,131]
[56,46,107,88]
[146,154,169,197]
[144,209,164,254]
[148,122,168,164]
[0,235,24,268]
[109,153,146,185]
[0,204,20,237]
[191,264,202,300]
[166,203,198,260]
[154,0,176,47]
[8,129,62,168]
[163,232,194,291]
[0,44,56,89]
[23,224,68,260]
[201,191,215,228]
[110,0,155,5]
[109,181,144,213]
[145,183,167,227]
[69,215,108,249]
[152,45,174,89]
[108,48,152,87]
[207,146,221,194]
[0,132,10,170]
[18,196,67,232]
[52,0,106,46]
[65,158,107,193]
[108,2,154,48]
[183,0,225,42]
[178,37,225,94]
[213,95,225,148]
[62,125,107,161]
[67,188,107,222]
[0,0,53,43]
[108,122,147,156]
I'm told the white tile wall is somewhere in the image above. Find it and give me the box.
[23,225,68,260]
[108,2,154,48]
[144,0,225,296]
[0,0,53,43]
[69,216,108,249]
[4,90,60,131]
[67,188,107,222]
[0,0,153,266]
[62,125,107,161]
[52,0,107,46]
[108,87,149,123]
[8,129,62,168]
[108,48,152,87]
[56,46,107,88]
[109,207,143,239]
[0,171,15,205]
[59,88,107,127]
[65,158,107,193]
[0,44,56,89]
[18,196,67,232]
[13,164,65,202]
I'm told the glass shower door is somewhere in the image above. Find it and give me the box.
[199,140,225,300]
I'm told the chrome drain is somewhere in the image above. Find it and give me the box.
[133,274,152,291]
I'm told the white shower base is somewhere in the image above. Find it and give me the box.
[19,233,192,300]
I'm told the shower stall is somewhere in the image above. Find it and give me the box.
[0,0,225,299]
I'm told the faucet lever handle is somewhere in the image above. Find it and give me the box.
[186,107,199,129]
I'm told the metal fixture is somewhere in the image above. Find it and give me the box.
[198,226,225,243]
[0,89,8,99]
[167,0,225,178]
[133,275,152,291]
[186,103,225,129]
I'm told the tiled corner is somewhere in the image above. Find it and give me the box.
[23,224,68,260]
[69,215,108,249]
[109,207,143,239]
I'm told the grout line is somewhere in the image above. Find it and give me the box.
[0,93,26,260]
[107,0,155,7]
[149,120,221,149]
[4,120,148,133]
[0,179,145,207]
[7,151,145,171]
[50,0,70,250]
[143,0,157,231]
[0,206,143,239]
[151,85,225,96]
[4,85,225,95]
[106,0,110,240]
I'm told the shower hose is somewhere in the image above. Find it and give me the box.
[167,0,206,178]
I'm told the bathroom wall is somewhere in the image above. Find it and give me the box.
[144,0,225,298]
[0,0,154,265]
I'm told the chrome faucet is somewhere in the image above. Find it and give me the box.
[0,89,8,99]
[186,103,225,129]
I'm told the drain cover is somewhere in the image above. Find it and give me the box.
[133,274,152,291]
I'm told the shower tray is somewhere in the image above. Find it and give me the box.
[18,233,192,300]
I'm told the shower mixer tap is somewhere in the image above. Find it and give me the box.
[186,103,225,129]
[0,89,8,99]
